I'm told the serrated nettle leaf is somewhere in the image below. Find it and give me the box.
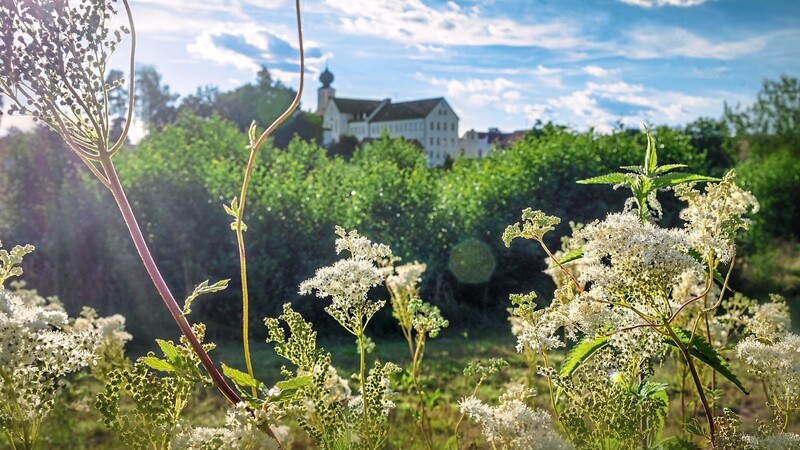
[619,165,642,172]
[156,339,180,362]
[683,418,706,436]
[651,173,720,190]
[653,164,688,174]
[560,335,609,377]
[645,129,658,175]
[223,203,237,217]
[141,356,176,373]
[557,247,584,265]
[222,363,261,389]
[576,172,628,185]
[664,327,748,394]
[273,388,301,403]
[195,279,229,295]
[275,375,312,391]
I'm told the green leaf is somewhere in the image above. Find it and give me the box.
[560,335,609,377]
[645,128,658,175]
[557,247,584,265]
[141,356,175,373]
[271,376,312,403]
[664,328,748,394]
[653,164,687,174]
[652,173,720,190]
[156,339,180,362]
[222,364,261,389]
[183,279,230,315]
[275,375,312,391]
[576,172,628,185]
[657,436,702,450]
[639,382,669,443]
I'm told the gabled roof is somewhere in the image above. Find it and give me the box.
[370,98,445,122]
[330,98,384,116]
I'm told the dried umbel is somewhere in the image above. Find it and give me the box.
[0,0,134,166]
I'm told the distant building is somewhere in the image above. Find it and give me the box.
[459,128,527,159]
[317,68,459,167]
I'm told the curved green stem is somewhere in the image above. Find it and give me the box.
[232,0,305,396]
[665,324,715,443]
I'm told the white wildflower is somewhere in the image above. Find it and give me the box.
[745,294,791,341]
[300,228,390,334]
[0,288,99,432]
[736,333,800,427]
[577,212,701,319]
[677,170,759,263]
[742,432,800,449]
[459,389,573,450]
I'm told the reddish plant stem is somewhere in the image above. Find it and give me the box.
[100,157,242,405]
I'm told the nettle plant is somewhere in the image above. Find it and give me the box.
[499,134,800,448]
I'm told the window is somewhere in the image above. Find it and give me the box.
[430,122,434,130]
[430,137,434,145]
[451,123,456,132]
[436,122,440,131]
[436,137,440,145]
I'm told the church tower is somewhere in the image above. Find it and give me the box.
[316,66,335,115]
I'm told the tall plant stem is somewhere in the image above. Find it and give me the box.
[411,338,434,450]
[665,324,715,443]
[232,0,304,396]
[100,157,241,405]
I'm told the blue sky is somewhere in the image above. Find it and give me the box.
[4,0,800,136]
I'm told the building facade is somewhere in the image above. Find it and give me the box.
[318,69,459,166]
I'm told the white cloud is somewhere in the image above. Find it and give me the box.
[521,81,720,132]
[427,76,519,107]
[186,23,325,73]
[323,0,588,49]
[623,27,771,60]
[583,65,609,77]
[619,0,710,7]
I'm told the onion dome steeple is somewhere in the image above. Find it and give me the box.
[319,66,334,88]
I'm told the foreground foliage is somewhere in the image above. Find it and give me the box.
[1,0,799,449]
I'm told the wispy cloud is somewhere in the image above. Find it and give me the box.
[583,65,610,77]
[522,81,720,132]
[619,0,710,7]
[622,27,772,60]
[323,0,588,50]
[187,24,324,76]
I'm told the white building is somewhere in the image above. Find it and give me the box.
[317,68,459,166]
[459,128,528,159]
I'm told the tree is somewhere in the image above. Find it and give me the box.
[272,111,323,148]
[214,67,296,131]
[725,75,800,160]
[179,85,219,118]
[135,65,178,130]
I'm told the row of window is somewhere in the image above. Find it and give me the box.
[429,137,456,147]
[430,121,456,132]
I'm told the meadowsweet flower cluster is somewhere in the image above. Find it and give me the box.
[578,212,702,319]
[299,226,391,335]
[0,286,99,445]
[171,403,285,450]
[676,170,759,263]
[460,386,573,450]
[735,294,798,433]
